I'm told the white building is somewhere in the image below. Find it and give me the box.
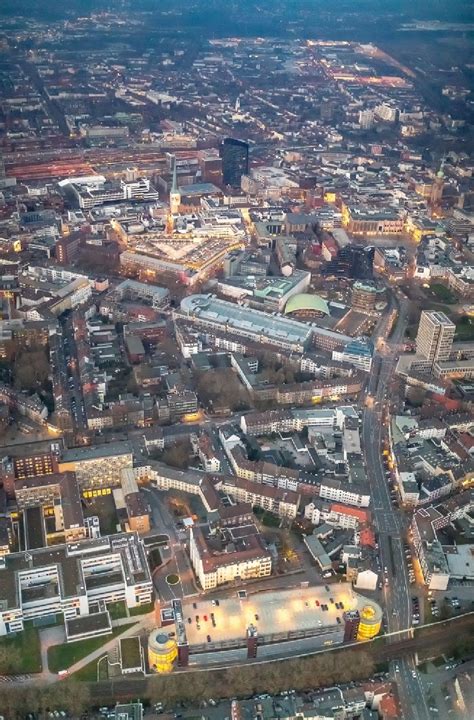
[0,533,153,637]
[319,479,370,508]
[189,525,272,591]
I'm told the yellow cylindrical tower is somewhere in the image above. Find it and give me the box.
[148,631,178,673]
[357,604,381,640]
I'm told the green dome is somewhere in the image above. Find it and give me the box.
[284,293,330,316]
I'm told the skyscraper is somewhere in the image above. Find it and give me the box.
[416,310,455,364]
[220,137,249,187]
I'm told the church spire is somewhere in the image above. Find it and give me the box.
[171,157,178,193]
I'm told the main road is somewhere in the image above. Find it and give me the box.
[362,295,431,720]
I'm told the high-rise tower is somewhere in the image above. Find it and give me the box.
[416,310,455,365]
[220,138,249,187]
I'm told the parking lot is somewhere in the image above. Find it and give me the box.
[181,584,381,648]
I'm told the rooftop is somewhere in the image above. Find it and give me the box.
[285,293,330,316]
[182,584,381,647]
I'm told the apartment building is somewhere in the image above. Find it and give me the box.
[304,499,370,530]
[319,478,371,508]
[218,476,300,519]
[411,507,450,590]
[59,442,133,490]
[189,524,272,591]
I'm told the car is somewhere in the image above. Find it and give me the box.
[330,597,334,603]
[255,614,259,620]
[203,615,208,621]
[195,615,199,622]
[411,670,417,678]
[211,600,216,606]
[315,600,320,606]
[187,617,192,624]
[394,664,399,673]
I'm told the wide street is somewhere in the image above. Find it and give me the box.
[362,294,432,720]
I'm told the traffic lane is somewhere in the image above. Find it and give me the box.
[397,658,431,720]
[153,555,184,602]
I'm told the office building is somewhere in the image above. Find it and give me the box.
[0,532,153,636]
[220,138,249,187]
[351,281,385,314]
[416,311,455,364]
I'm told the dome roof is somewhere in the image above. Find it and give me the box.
[284,293,330,316]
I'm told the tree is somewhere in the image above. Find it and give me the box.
[13,347,50,392]
[196,368,250,411]
[162,438,193,469]
[0,645,20,674]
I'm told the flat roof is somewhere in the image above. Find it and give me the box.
[66,611,112,639]
[181,584,381,647]
[180,294,312,346]
[62,441,132,462]
[445,545,474,579]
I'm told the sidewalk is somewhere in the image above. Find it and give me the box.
[64,613,155,679]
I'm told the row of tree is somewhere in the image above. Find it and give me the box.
[146,649,375,707]
[0,680,90,719]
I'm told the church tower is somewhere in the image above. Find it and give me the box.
[169,159,181,215]
[430,159,445,208]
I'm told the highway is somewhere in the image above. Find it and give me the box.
[362,294,431,720]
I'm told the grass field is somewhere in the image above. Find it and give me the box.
[129,602,154,617]
[0,625,42,674]
[107,600,128,620]
[428,283,457,304]
[48,623,136,673]
[455,316,474,341]
[72,655,107,682]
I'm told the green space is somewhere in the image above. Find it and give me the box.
[253,506,281,527]
[47,623,136,673]
[149,548,162,570]
[428,283,457,304]
[107,600,128,620]
[166,574,180,585]
[83,494,118,536]
[0,625,42,674]
[120,637,142,670]
[129,602,154,617]
[73,655,106,682]
[455,316,474,341]
[73,653,111,682]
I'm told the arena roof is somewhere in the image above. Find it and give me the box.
[284,293,330,316]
